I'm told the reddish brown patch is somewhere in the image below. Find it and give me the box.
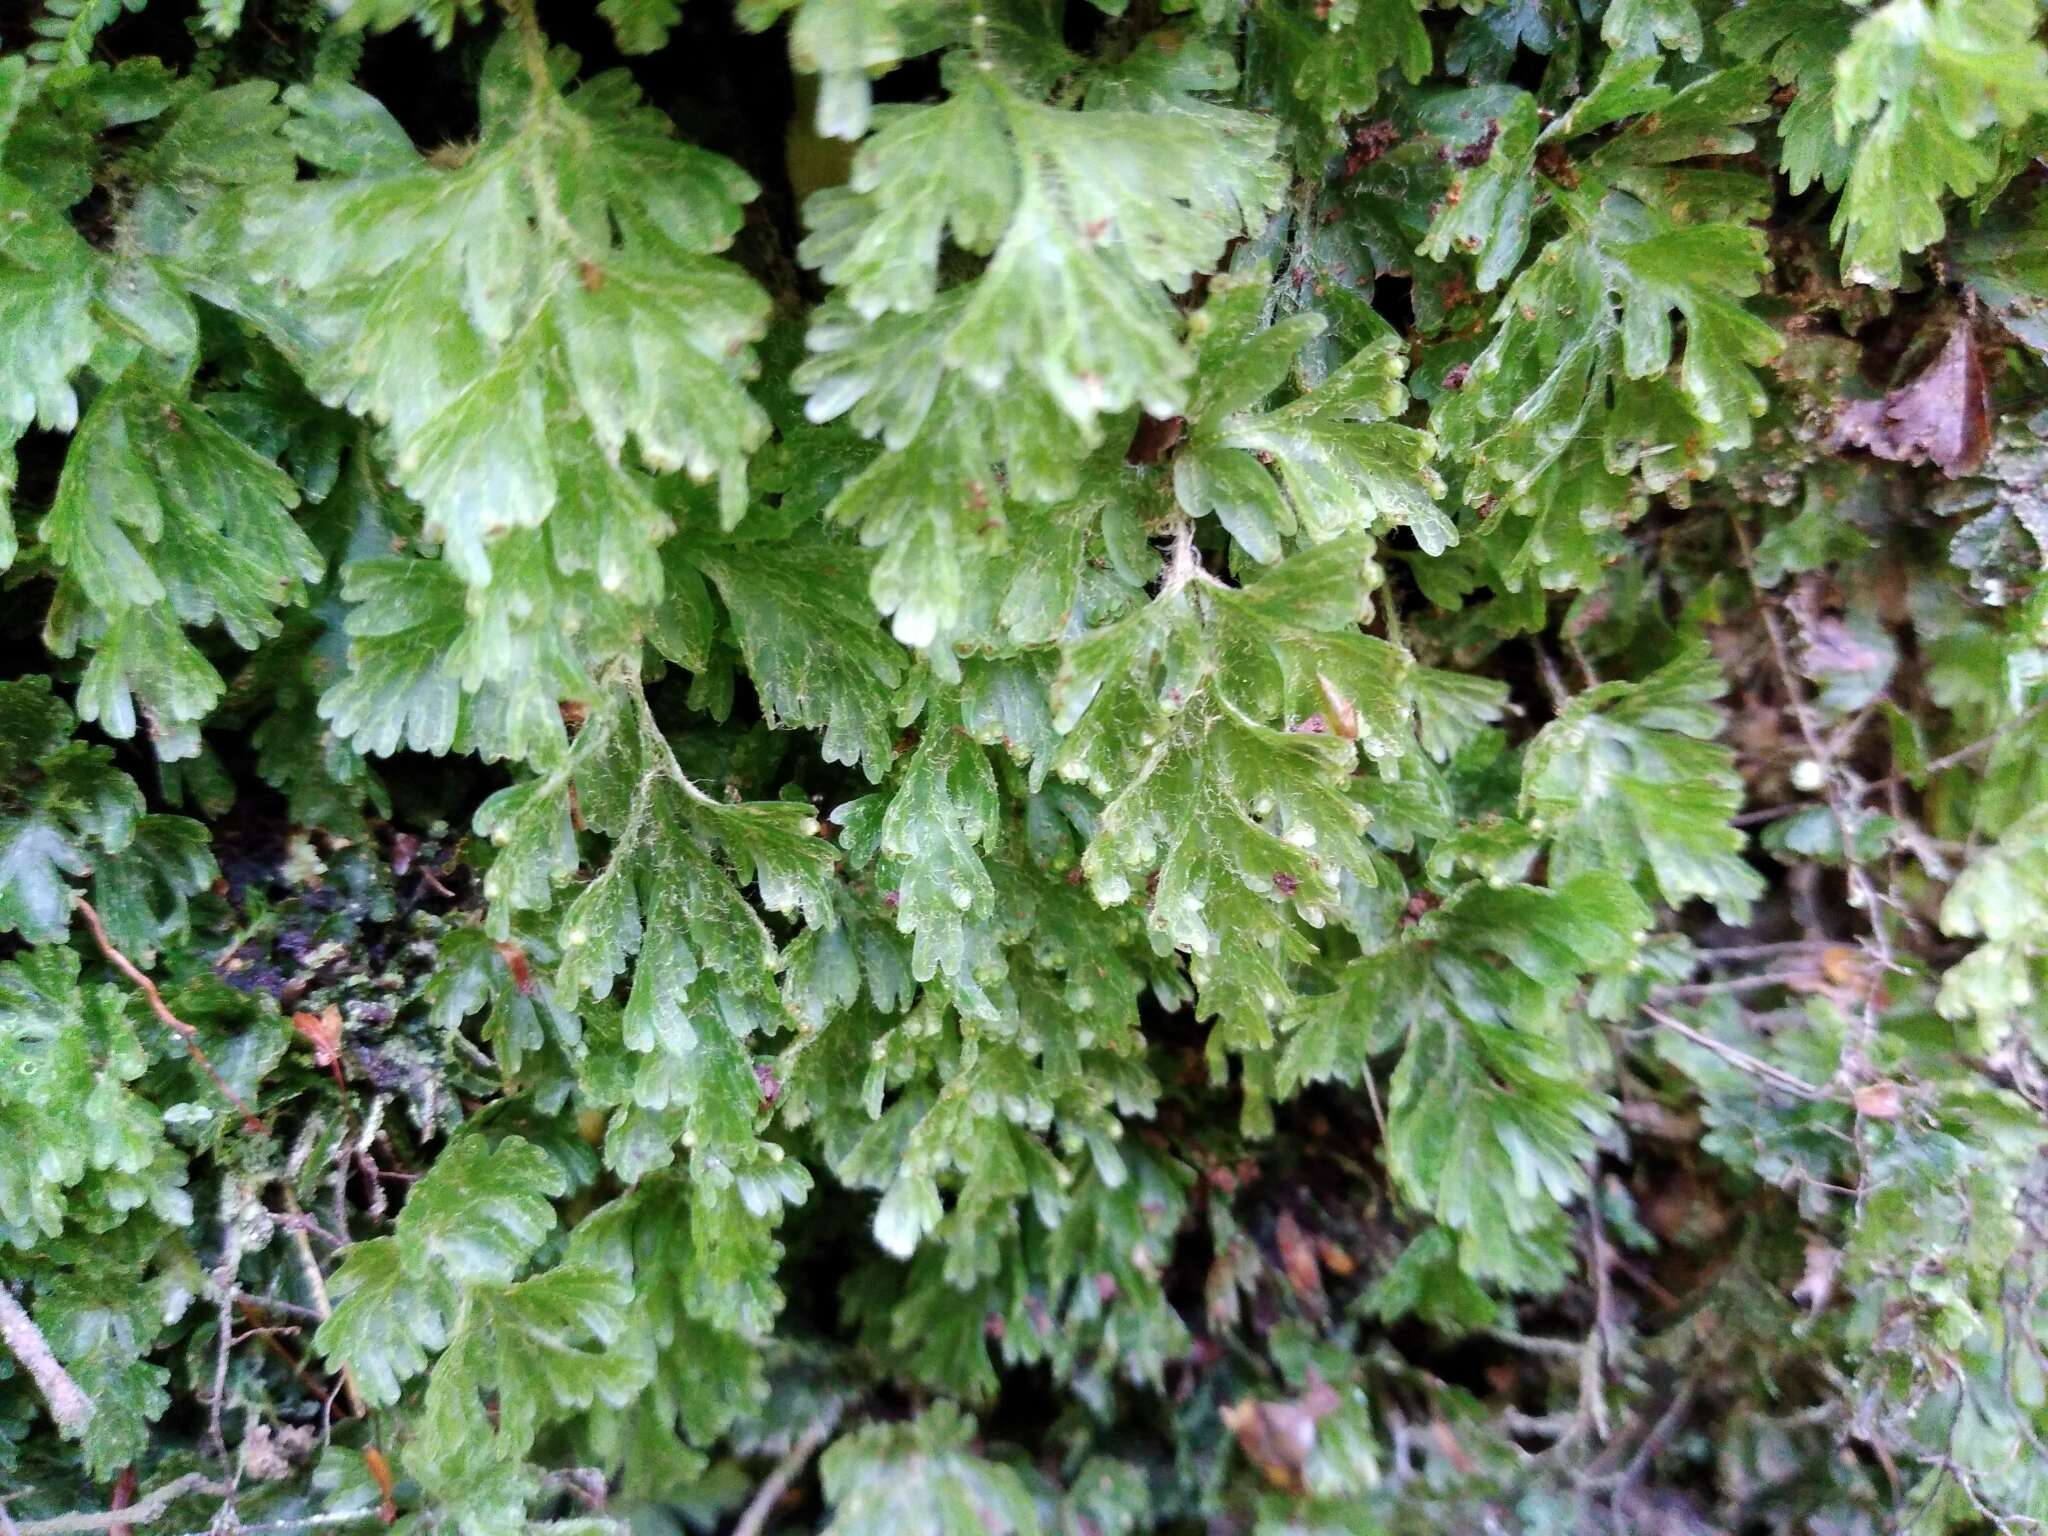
[1126,412,1188,465]
[1449,119,1499,169]
[495,942,535,996]
[1344,120,1401,176]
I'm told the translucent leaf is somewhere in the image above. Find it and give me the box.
[40,378,317,753]
[1174,280,1447,557]
[0,678,149,945]
[394,1134,566,1287]
[0,166,99,562]
[1521,645,1764,920]
[1051,538,1412,1059]
[1829,0,2048,288]
[0,948,188,1250]
[696,540,907,780]
[201,55,770,573]
[316,1236,452,1407]
[820,1403,1040,1536]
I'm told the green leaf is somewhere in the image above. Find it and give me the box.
[820,1403,1040,1536]
[37,1276,171,1478]
[803,72,1280,431]
[599,0,683,53]
[0,678,148,944]
[1416,92,1543,292]
[0,947,188,1249]
[1949,185,2048,360]
[315,553,574,768]
[1387,1006,1607,1290]
[1052,538,1411,1060]
[1938,804,2048,1032]
[1829,0,2048,288]
[566,1175,772,1449]
[394,1134,566,1287]
[27,0,149,68]
[1521,645,1763,920]
[41,378,317,756]
[797,62,1285,645]
[317,1236,452,1407]
[1440,210,1777,590]
[0,168,99,563]
[89,813,216,960]
[325,0,484,46]
[741,0,968,141]
[1721,0,1856,195]
[1174,279,1448,558]
[695,539,907,780]
[872,723,1001,995]
[418,1266,640,1470]
[1247,0,1432,158]
[201,56,770,571]
[1602,0,1702,62]
[1284,873,1644,1287]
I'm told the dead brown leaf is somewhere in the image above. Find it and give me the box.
[1799,617,1890,684]
[1316,1238,1357,1278]
[289,1005,343,1067]
[1221,1381,1341,1491]
[1853,1080,1903,1119]
[1125,412,1187,465]
[495,941,536,996]
[1805,944,1887,1011]
[240,1422,317,1481]
[1827,322,1990,476]
[1793,1238,1842,1315]
[1273,1211,1326,1308]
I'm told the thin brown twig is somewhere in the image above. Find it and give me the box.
[230,1300,329,1406]
[73,898,265,1133]
[1581,1192,1617,1443]
[107,1471,134,1536]
[1642,1005,1840,1103]
[7,1476,230,1536]
[280,1186,365,1419]
[1860,697,2048,796]
[163,1515,386,1536]
[1693,940,1831,963]
[730,1401,845,1536]
[1731,525,1894,1089]
[1652,970,1818,1000]
[0,1282,93,1435]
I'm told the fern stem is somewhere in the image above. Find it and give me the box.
[73,897,267,1134]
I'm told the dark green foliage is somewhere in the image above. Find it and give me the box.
[2,1,2048,1534]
